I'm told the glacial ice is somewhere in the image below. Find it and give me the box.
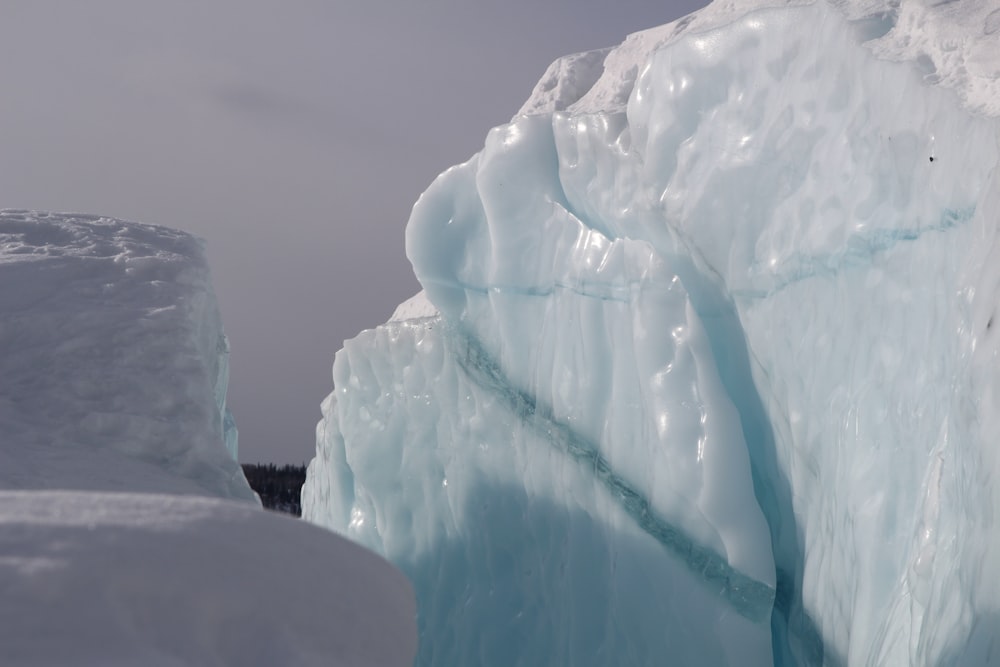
[303,0,1000,664]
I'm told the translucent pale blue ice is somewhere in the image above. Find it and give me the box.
[304,2,1000,665]
[452,327,775,623]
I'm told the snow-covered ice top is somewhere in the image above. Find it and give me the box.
[0,490,417,667]
[520,0,1000,118]
[0,210,252,500]
[305,0,1000,665]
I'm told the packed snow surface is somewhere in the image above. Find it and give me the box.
[0,210,251,499]
[304,0,1000,665]
[0,491,417,667]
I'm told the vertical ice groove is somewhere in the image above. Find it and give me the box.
[646,244,828,664]
[450,324,776,622]
[214,332,239,461]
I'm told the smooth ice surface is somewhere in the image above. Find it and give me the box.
[0,491,417,667]
[0,210,252,500]
[305,0,1000,664]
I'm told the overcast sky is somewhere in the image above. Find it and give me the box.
[1,0,708,464]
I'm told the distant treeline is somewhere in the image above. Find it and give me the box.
[242,463,307,517]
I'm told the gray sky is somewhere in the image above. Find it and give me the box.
[1,0,708,464]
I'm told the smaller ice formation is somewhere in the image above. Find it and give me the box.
[0,211,419,666]
[0,211,416,667]
[0,210,252,500]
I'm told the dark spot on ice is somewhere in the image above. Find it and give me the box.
[988,316,993,331]
[987,9,1000,35]
[929,156,935,162]
[671,15,695,37]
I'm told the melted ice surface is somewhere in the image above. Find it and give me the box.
[305,1,1000,664]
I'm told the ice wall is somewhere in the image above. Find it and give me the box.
[0,210,254,500]
[304,1,1000,664]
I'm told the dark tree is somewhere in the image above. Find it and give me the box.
[241,463,308,517]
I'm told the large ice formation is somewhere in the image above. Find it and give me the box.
[0,210,253,499]
[303,0,1000,664]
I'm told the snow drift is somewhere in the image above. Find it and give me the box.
[0,491,416,667]
[303,0,1000,665]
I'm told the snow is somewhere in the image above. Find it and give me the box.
[0,210,250,499]
[0,211,417,666]
[304,0,1000,665]
[389,290,437,322]
[519,0,1000,118]
[0,491,416,667]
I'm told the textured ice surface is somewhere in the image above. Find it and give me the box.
[0,210,253,500]
[304,1,1000,664]
[309,268,774,664]
[0,491,417,667]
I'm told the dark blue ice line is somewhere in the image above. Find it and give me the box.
[736,207,975,299]
[449,328,776,623]
[426,276,644,304]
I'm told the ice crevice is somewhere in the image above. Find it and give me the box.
[648,232,829,663]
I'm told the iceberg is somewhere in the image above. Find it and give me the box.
[0,210,253,500]
[303,0,1000,664]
